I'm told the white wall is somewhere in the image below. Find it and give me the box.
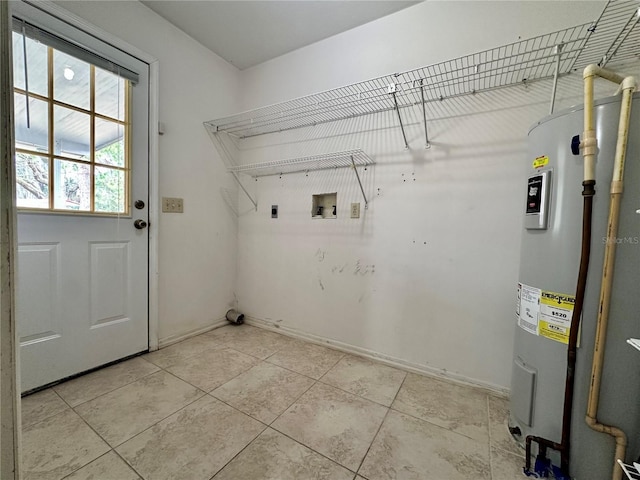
[235,1,607,391]
[54,1,242,342]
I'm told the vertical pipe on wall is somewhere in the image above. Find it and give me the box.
[0,2,21,478]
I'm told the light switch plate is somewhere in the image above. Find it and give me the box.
[162,197,183,213]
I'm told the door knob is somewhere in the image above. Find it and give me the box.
[134,219,148,229]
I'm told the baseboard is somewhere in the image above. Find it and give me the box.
[157,319,228,349]
[246,316,509,397]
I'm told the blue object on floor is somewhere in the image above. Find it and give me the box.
[551,464,571,480]
[534,455,551,477]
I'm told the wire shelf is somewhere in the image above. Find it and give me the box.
[227,149,374,178]
[204,1,640,140]
[618,460,640,479]
[573,0,640,68]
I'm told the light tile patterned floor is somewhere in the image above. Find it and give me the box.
[21,324,525,480]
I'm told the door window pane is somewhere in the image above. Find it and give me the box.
[12,32,48,97]
[95,118,125,167]
[95,166,125,213]
[53,50,90,110]
[95,68,125,121]
[15,153,49,209]
[13,38,130,215]
[53,159,91,211]
[53,105,90,160]
[14,93,49,153]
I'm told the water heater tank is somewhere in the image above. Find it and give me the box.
[509,92,640,479]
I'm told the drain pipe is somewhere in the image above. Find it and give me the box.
[524,65,635,480]
[525,176,594,478]
[584,65,637,480]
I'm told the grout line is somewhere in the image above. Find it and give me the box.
[59,450,114,479]
[204,390,270,428]
[390,371,407,406]
[20,389,74,430]
[112,448,145,479]
[387,400,490,444]
[387,374,494,444]
[107,391,207,451]
[354,405,390,476]
[63,412,118,474]
[315,375,402,409]
[267,377,318,427]
[151,349,263,393]
[262,357,323,381]
[266,425,360,476]
[76,369,208,449]
[353,373,408,478]
[56,365,161,409]
[205,418,269,480]
[493,444,526,459]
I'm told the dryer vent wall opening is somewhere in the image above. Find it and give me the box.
[226,309,244,325]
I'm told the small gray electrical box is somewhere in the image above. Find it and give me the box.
[271,205,278,218]
[525,170,552,230]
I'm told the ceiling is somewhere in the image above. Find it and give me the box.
[140,1,419,70]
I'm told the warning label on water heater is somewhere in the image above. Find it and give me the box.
[533,155,549,169]
[517,283,540,335]
[516,284,575,344]
[538,290,575,344]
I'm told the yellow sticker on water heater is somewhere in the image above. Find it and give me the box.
[538,290,575,344]
[533,155,549,169]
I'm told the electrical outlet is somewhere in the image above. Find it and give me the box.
[351,202,360,218]
[162,197,184,213]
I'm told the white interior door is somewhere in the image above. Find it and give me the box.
[12,5,150,392]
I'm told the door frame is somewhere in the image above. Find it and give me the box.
[1,1,21,477]
[1,1,160,475]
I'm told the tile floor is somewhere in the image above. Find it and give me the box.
[21,324,525,480]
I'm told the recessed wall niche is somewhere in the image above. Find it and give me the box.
[312,193,337,219]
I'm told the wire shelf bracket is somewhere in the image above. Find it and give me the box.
[549,43,565,115]
[419,79,430,149]
[206,129,258,211]
[388,82,409,149]
[350,154,369,209]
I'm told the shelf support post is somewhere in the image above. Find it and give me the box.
[350,155,368,209]
[549,43,564,115]
[420,80,430,149]
[389,84,409,149]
